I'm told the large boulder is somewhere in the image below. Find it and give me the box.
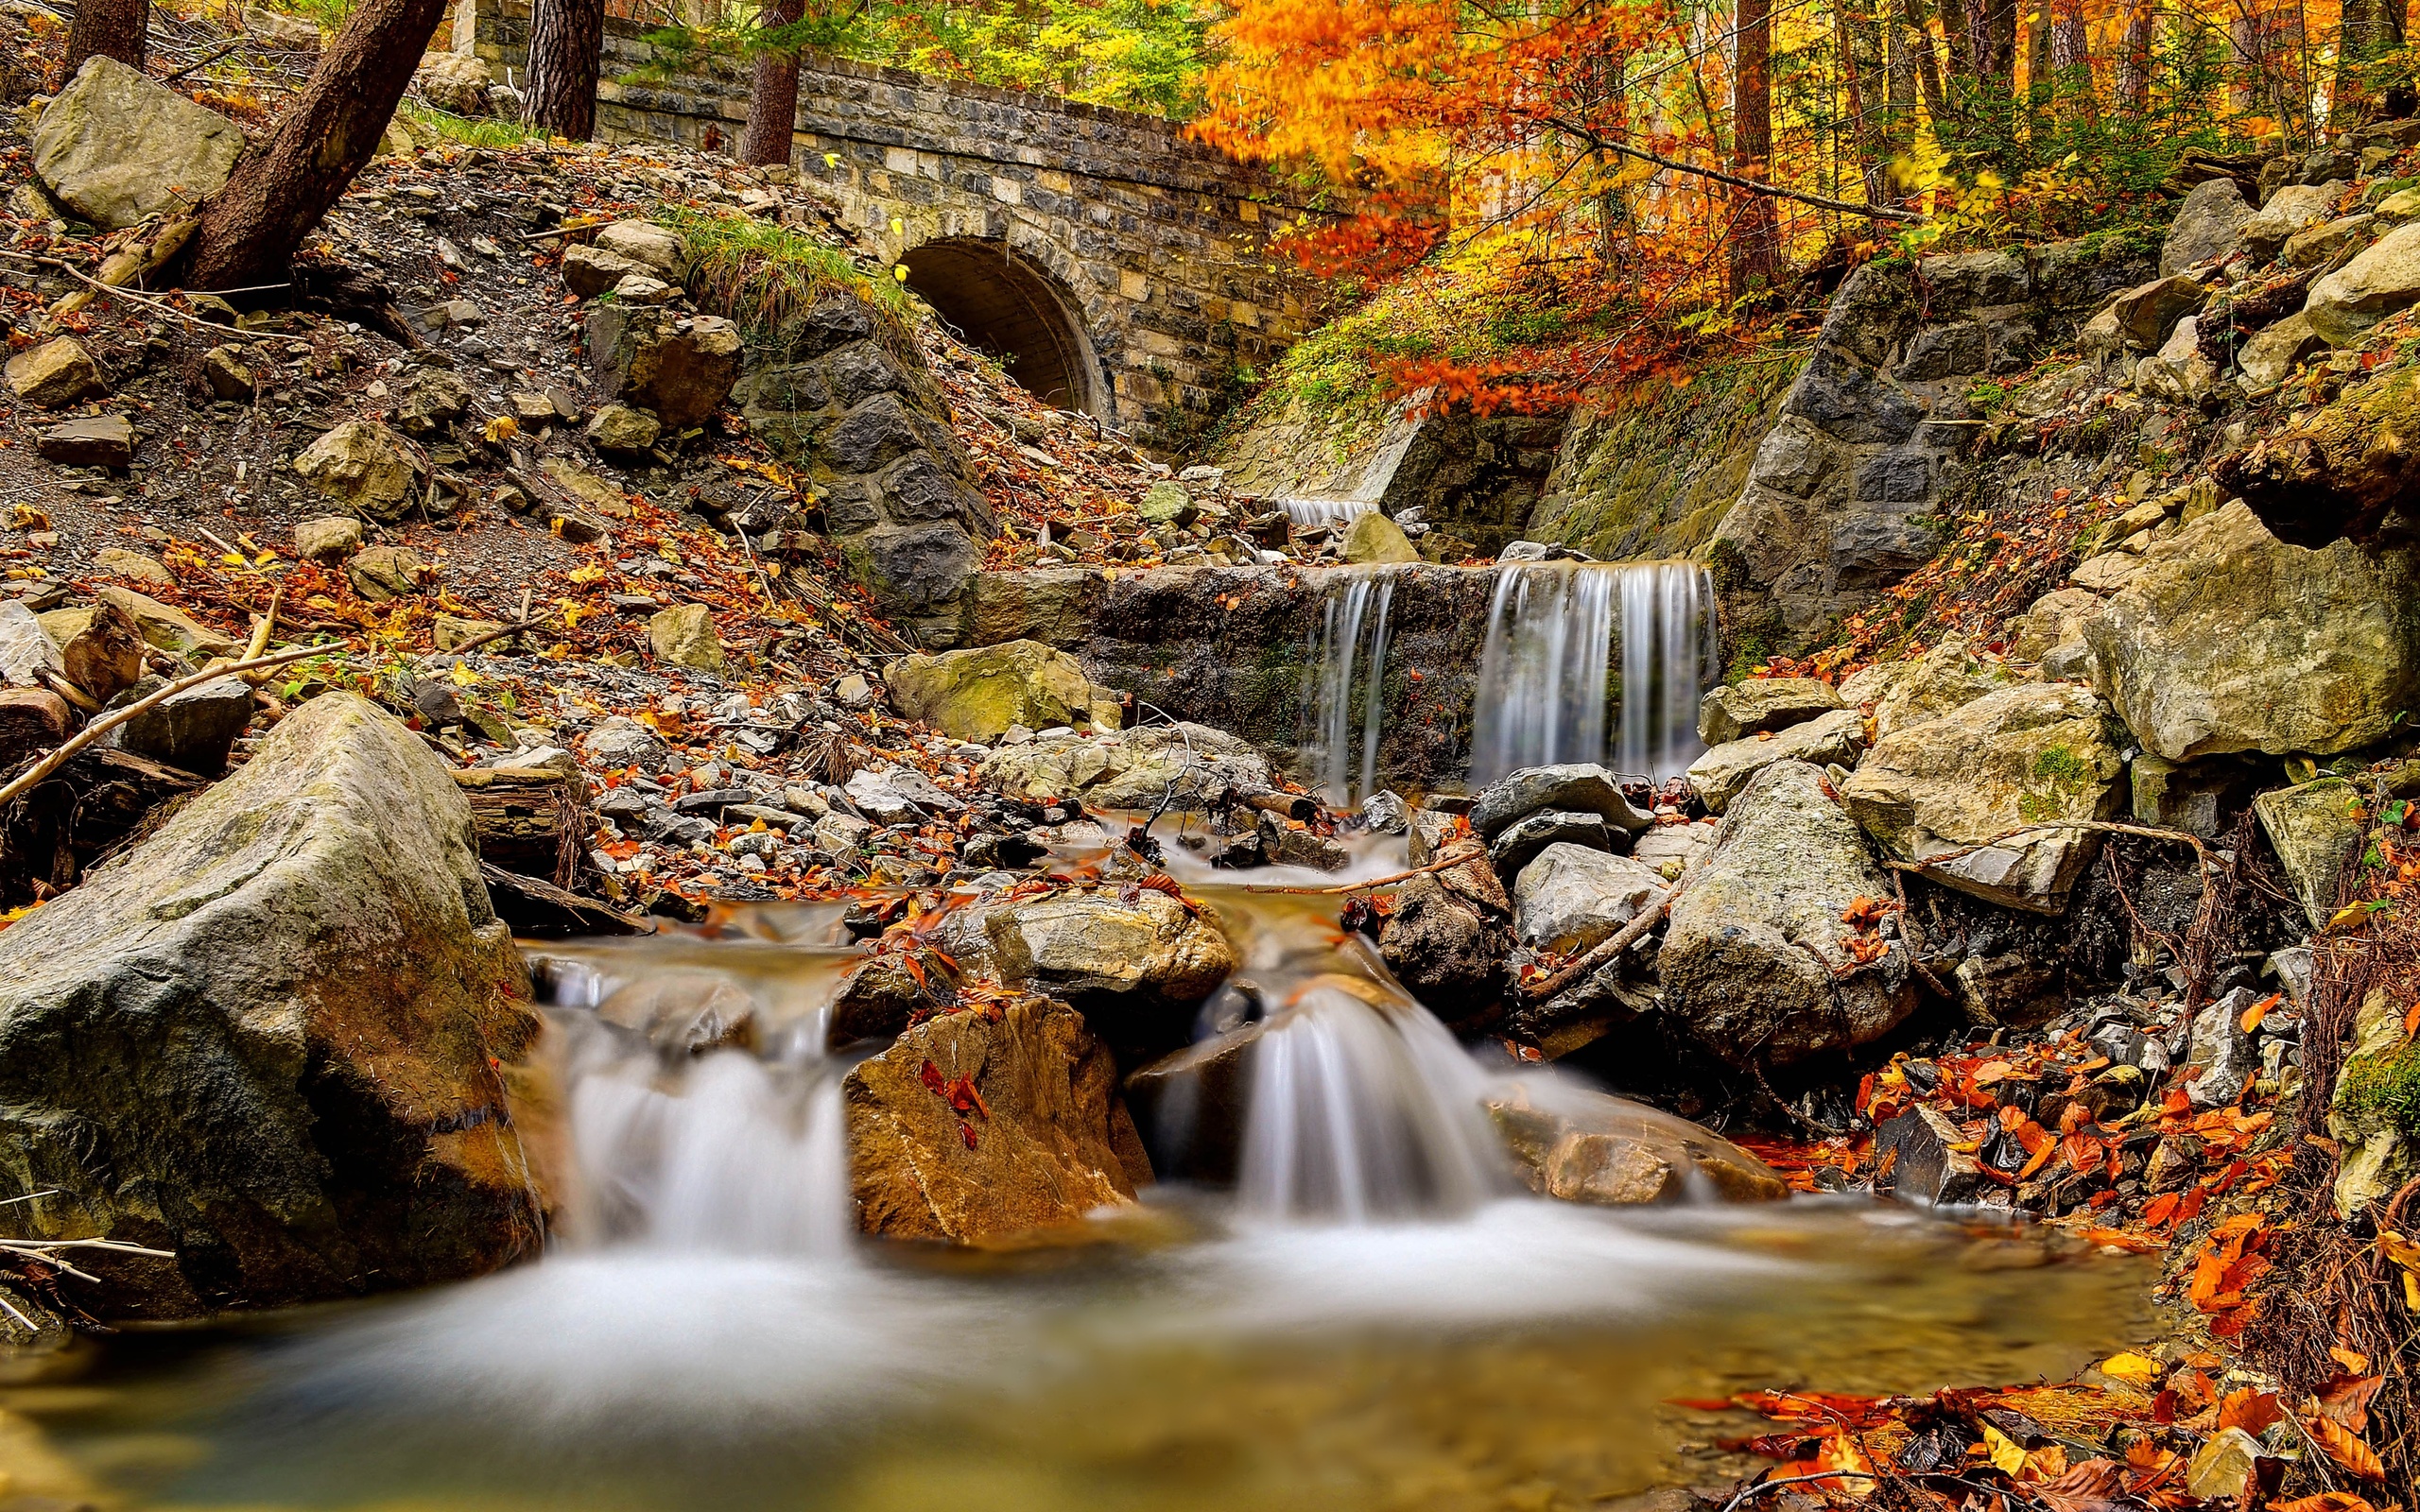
[412,52,493,115]
[1377,872,1507,1017]
[1698,678,1841,746]
[1685,709,1865,813]
[97,586,237,659]
[846,998,1149,1243]
[2083,502,2419,761]
[2236,311,2325,389]
[1340,512,1419,564]
[2254,779,2366,929]
[1486,1081,1788,1204]
[2239,184,2341,262]
[2160,179,2254,275]
[2304,222,2420,346]
[587,307,742,430]
[887,639,1115,742]
[1854,636,2025,738]
[2111,274,2207,350]
[985,887,1236,1045]
[31,57,244,230]
[1512,843,1668,954]
[594,219,685,276]
[1840,683,2127,911]
[292,421,424,524]
[978,723,1271,811]
[1662,761,1914,1065]
[0,694,556,1318]
[1470,763,1652,841]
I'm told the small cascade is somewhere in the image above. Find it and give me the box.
[1300,567,1400,806]
[1237,979,1508,1223]
[1469,560,1716,785]
[532,948,856,1260]
[1277,496,1375,530]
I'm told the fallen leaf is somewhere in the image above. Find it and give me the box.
[2308,1414,2385,1480]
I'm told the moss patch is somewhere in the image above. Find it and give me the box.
[2341,1039,2420,1144]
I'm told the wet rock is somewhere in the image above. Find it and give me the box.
[0,687,71,768]
[1840,683,2126,912]
[562,243,647,299]
[580,715,671,772]
[1663,761,1913,1065]
[5,337,105,408]
[588,306,743,431]
[1378,872,1507,1015]
[101,674,252,775]
[0,693,554,1318]
[846,998,1150,1243]
[346,543,427,602]
[887,639,1111,742]
[1512,843,1668,954]
[1685,709,1865,814]
[31,57,244,230]
[2304,221,2420,346]
[1360,789,1410,834]
[2083,502,2418,761]
[987,889,1236,1042]
[1340,511,1418,564]
[648,604,723,672]
[97,585,236,659]
[2254,778,2366,929]
[596,970,758,1056]
[294,421,425,523]
[1257,811,1350,869]
[1123,1020,1259,1184]
[36,413,133,467]
[1470,763,1651,842]
[93,546,174,585]
[2160,178,2253,275]
[1698,678,1841,746]
[1488,1082,1787,1204]
[394,369,471,438]
[586,403,661,457]
[293,516,362,563]
[1487,809,1614,880]
[1874,1105,1985,1205]
[828,948,957,1044]
[979,723,1271,810]
[36,599,143,702]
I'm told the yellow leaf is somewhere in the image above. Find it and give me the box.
[220,552,248,567]
[449,662,478,687]
[485,416,520,444]
[252,550,279,567]
[567,564,606,585]
[1982,1423,2026,1476]
[2098,1351,2162,1384]
[893,265,909,282]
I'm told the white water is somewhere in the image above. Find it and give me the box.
[1300,566,1399,807]
[1278,496,1376,529]
[1469,560,1716,785]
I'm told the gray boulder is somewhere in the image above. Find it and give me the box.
[1486,809,1613,880]
[2083,502,2419,761]
[979,724,1270,811]
[1685,708,1865,813]
[2238,183,2340,263]
[1469,763,1651,841]
[2254,778,2366,929]
[32,57,244,230]
[102,674,253,776]
[1512,844,1668,954]
[1487,1081,1787,1204]
[1377,873,1506,1017]
[2305,222,2420,346]
[985,888,1236,1042]
[1661,761,1913,1066]
[2160,178,2254,275]
[1698,677,1841,746]
[0,693,555,1319]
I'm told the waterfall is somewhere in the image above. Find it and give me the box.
[1469,561,1715,786]
[1278,497,1374,530]
[531,947,856,1260]
[1300,566,1399,806]
[1236,979,1508,1223]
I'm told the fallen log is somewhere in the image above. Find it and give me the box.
[451,765,590,889]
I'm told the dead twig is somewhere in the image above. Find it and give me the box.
[1522,855,1703,1001]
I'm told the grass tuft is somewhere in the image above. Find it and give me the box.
[655,207,915,351]
[397,101,546,150]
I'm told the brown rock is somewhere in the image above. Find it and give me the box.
[1488,1082,1789,1204]
[37,599,145,702]
[845,997,1150,1243]
[347,544,428,602]
[0,687,72,768]
[36,414,134,467]
[96,586,238,659]
[5,337,105,408]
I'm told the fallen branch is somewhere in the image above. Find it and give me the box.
[0,248,285,341]
[1522,854,1703,1001]
[422,615,545,662]
[0,643,339,811]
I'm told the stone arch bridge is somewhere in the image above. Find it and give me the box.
[463,2,1327,454]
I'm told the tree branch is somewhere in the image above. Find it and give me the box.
[1551,121,1924,222]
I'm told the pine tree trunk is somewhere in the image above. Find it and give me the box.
[1731,0,1782,296]
[62,0,147,81]
[523,0,603,141]
[738,0,804,165]
[1837,0,1886,203]
[2117,1,2155,113]
[183,0,444,291]
[1898,0,1950,126]
[2050,0,2097,123]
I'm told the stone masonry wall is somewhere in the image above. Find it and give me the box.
[461,0,1327,455]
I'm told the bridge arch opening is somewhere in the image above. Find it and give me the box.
[900,237,1103,417]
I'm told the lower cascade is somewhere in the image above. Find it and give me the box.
[1469,560,1717,785]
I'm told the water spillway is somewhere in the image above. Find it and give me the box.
[1299,566,1400,807]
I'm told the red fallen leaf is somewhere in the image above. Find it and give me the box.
[2217,1388,2283,1435]
[919,1058,945,1094]
[2308,1414,2386,1480]
[942,1074,990,1120]
[2034,1456,2123,1512]
[2273,1494,2382,1512]
[2317,1372,2385,1433]
[959,1122,978,1150]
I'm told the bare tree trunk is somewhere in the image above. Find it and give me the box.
[1838,0,1887,201]
[2051,0,2098,121]
[2117,0,2155,113]
[62,0,147,81]
[183,0,444,291]
[1899,0,1951,124]
[523,0,603,141]
[1731,0,1782,295]
[738,0,804,165]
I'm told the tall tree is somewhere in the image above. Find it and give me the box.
[1731,0,1782,294]
[2336,0,2411,119]
[62,0,147,81]
[523,0,604,140]
[184,0,444,290]
[2115,0,2156,112]
[2050,0,2098,122]
[739,0,806,165]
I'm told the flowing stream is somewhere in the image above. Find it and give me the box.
[9,853,2149,1511]
[1299,567,1399,807]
